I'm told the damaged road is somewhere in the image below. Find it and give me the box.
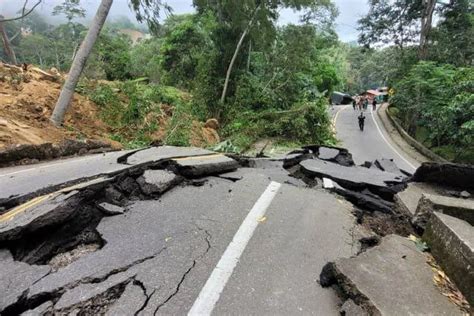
[0,145,471,315]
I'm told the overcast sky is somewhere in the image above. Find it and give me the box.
[0,0,368,42]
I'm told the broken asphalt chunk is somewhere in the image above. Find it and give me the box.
[0,249,51,314]
[320,234,463,315]
[173,154,239,178]
[0,190,82,241]
[413,193,474,232]
[423,212,474,305]
[300,158,406,198]
[125,146,214,165]
[97,202,126,216]
[374,158,409,177]
[137,170,182,195]
[413,162,474,189]
[331,182,394,214]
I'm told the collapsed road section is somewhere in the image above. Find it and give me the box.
[0,145,472,315]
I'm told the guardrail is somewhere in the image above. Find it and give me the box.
[384,105,448,163]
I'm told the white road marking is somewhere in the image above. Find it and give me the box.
[370,107,416,171]
[188,181,282,316]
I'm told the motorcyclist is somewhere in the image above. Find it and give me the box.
[358,112,366,131]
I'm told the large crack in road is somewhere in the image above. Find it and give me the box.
[0,145,471,315]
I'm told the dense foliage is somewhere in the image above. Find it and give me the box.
[1,0,471,161]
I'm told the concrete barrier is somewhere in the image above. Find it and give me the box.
[384,105,448,163]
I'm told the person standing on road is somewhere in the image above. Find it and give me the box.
[352,98,357,110]
[363,98,368,110]
[372,98,377,111]
[358,112,366,131]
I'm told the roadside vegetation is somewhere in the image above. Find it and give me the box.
[0,0,472,162]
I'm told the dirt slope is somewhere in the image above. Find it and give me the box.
[0,63,118,150]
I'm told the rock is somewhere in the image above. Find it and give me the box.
[21,301,53,316]
[118,177,139,194]
[0,190,82,241]
[413,193,474,231]
[0,250,51,313]
[97,202,125,215]
[414,162,474,189]
[136,170,181,195]
[204,118,219,130]
[423,212,474,305]
[460,191,471,199]
[0,118,7,126]
[320,235,462,315]
[340,299,368,316]
[322,178,334,189]
[318,147,340,160]
[105,186,124,203]
[173,154,239,178]
[300,158,406,199]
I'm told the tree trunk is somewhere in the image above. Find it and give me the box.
[419,0,436,59]
[50,0,113,126]
[0,18,17,64]
[220,5,260,104]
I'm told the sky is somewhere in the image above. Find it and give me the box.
[0,0,368,42]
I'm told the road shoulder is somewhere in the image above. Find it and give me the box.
[376,103,431,165]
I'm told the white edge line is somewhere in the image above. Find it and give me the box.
[370,107,416,171]
[188,181,282,316]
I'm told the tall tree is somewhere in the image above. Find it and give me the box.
[50,0,113,126]
[193,0,336,103]
[419,0,436,59]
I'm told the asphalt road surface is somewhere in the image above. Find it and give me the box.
[0,105,425,315]
[1,147,367,315]
[333,105,420,173]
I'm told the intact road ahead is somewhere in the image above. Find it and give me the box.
[333,105,420,173]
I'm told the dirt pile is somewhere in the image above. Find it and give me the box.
[0,62,118,150]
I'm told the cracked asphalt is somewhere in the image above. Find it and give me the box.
[0,142,412,315]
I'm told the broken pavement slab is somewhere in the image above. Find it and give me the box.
[413,162,474,189]
[394,182,443,217]
[374,158,410,176]
[423,212,474,305]
[0,249,51,313]
[413,193,474,231]
[320,234,463,315]
[0,177,112,241]
[173,154,239,177]
[125,146,214,165]
[330,182,394,214]
[97,202,126,216]
[136,169,182,195]
[300,158,406,197]
[0,190,81,241]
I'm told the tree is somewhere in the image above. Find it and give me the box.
[0,16,17,64]
[50,0,113,126]
[358,0,421,50]
[429,0,474,66]
[193,0,337,104]
[52,0,86,23]
[419,0,436,59]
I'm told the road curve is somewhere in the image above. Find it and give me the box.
[334,105,420,173]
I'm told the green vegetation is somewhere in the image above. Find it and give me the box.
[1,0,472,160]
[347,0,473,163]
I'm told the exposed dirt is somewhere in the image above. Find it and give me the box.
[0,63,119,150]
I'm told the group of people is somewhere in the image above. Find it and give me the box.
[352,96,377,111]
[351,95,378,131]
